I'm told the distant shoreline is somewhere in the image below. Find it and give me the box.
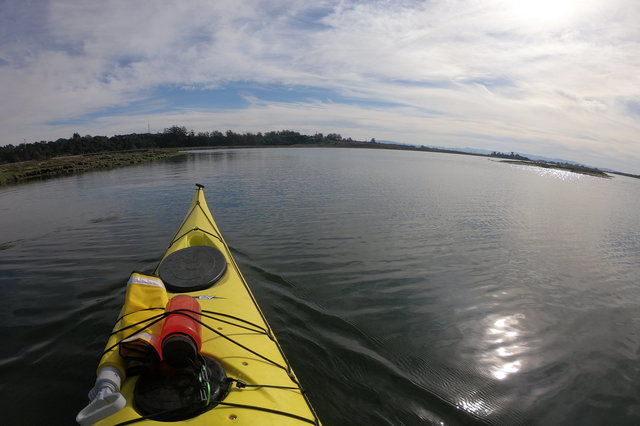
[1,144,637,186]
[0,142,484,186]
[192,145,635,179]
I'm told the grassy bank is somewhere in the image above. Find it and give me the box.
[0,149,185,185]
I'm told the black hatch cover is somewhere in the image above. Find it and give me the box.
[159,246,227,292]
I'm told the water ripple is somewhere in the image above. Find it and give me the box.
[2,149,640,425]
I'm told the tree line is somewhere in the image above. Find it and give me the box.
[0,127,363,164]
[489,151,531,161]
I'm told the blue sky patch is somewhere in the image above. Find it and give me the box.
[150,82,415,111]
[626,100,640,117]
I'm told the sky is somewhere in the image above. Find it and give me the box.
[0,0,639,173]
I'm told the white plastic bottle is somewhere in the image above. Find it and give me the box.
[76,367,126,425]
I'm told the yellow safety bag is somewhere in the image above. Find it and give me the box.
[97,272,168,376]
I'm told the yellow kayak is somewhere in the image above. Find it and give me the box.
[77,184,320,425]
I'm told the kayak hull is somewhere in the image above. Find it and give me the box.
[90,185,319,425]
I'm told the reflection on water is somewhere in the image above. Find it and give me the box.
[485,314,525,380]
[456,393,495,418]
[510,163,585,181]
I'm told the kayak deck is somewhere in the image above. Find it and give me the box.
[92,185,320,425]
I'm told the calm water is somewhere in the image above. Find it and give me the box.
[1,148,640,425]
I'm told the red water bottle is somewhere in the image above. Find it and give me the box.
[159,295,202,367]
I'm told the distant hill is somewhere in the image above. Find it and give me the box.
[379,140,613,172]
[378,140,493,155]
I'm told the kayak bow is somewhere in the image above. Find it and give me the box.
[78,184,320,425]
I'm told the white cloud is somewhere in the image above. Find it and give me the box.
[0,0,639,172]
